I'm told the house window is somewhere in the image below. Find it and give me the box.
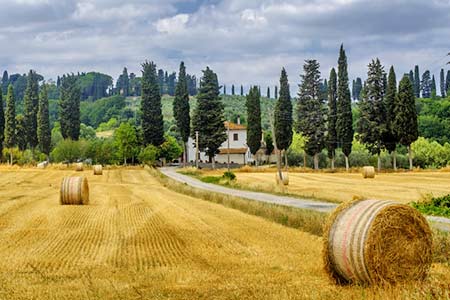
[233,133,239,141]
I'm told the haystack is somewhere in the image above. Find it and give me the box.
[93,165,103,175]
[362,166,375,178]
[37,161,48,169]
[323,199,432,285]
[275,172,289,185]
[75,162,84,172]
[60,177,89,205]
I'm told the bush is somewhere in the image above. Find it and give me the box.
[412,194,450,217]
[138,145,160,166]
[223,171,236,181]
[50,139,88,163]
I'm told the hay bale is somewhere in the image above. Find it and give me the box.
[75,162,84,172]
[323,199,432,285]
[275,172,289,185]
[60,176,89,205]
[37,161,48,169]
[93,164,103,175]
[362,166,375,178]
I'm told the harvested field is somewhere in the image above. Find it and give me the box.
[0,166,449,299]
[208,170,450,203]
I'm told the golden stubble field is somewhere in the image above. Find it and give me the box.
[203,169,450,203]
[0,166,449,299]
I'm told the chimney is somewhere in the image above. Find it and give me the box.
[237,115,241,125]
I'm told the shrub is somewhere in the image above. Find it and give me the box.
[223,171,236,181]
[138,145,160,166]
[412,194,450,217]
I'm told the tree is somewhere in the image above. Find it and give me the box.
[1,70,8,95]
[446,70,450,95]
[114,122,138,164]
[393,75,418,170]
[421,70,432,98]
[59,74,81,140]
[231,84,235,95]
[384,66,399,170]
[353,77,363,100]
[266,87,270,99]
[296,60,325,170]
[440,69,446,97]
[336,45,354,171]
[414,65,420,98]
[240,85,244,96]
[38,84,51,156]
[274,86,278,99]
[409,70,414,87]
[191,67,226,168]
[0,88,4,157]
[160,135,183,162]
[327,68,337,169]
[246,86,262,165]
[15,115,27,151]
[274,67,293,170]
[158,69,165,95]
[357,59,386,171]
[173,62,191,166]
[223,85,227,95]
[117,67,130,96]
[141,61,164,146]
[23,70,39,149]
[4,85,16,164]
[167,72,176,96]
[264,132,274,161]
[431,75,437,98]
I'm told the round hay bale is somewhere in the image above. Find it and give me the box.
[93,164,103,175]
[60,176,89,205]
[275,172,289,185]
[323,199,432,285]
[362,166,375,178]
[75,162,84,172]
[37,161,48,169]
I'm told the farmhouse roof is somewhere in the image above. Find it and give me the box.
[224,121,246,130]
[218,148,248,154]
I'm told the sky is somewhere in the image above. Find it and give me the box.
[0,0,449,91]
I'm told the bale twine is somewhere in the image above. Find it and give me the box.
[275,172,289,185]
[93,164,103,175]
[75,162,84,172]
[362,166,375,178]
[60,176,89,205]
[323,199,432,285]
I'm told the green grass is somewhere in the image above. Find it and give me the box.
[412,194,450,218]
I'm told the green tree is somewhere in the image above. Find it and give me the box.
[327,68,337,169]
[446,70,450,95]
[240,85,244,96]
[264,132,274,160]
[358,59,387,171]
[274,85,278,99]
[160,135,183,162]
[191,67,226,168]
[383,66,399,169]
[138,145,160,165]
[336,45,354,170]
[59,74,81,140]
[37,84,51,156]
[296,60,325,170]
[4,85,16,164]
[246,86,262,165]
[15,115,27,151]
[431,74,437,98]
[266,87,270,98]
[274,67,293,170]
[141,61,164,146]
[393,75,418,170]
[231,84,235,95]
[440,68,446,97]
[114,122,138,164]
[0,88,4,158]
[173,62,191,166]
[414,65,420,98]
[421,70,432,98]
[23,70,39,149]
[1,70,8,95]
[117,67,130,96]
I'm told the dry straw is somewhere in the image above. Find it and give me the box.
[275,172,289,185]
[60,176,89,205]
[323,199,432,285]
[362,166,375,178]
[93,165,103,175]
[75,162,84,172]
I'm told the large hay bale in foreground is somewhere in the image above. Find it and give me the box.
[93,164,103,175]
[323,199,432,285]
[60,177,89,205]
[75,162,84,172]
[362,166,375,178]
[275,172,289,185]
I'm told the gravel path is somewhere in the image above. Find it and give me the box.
[160,167,450,230]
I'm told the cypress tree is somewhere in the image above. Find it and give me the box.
[59,74,81,140]
[246,86,262,165]
[274,86,278,99]
[122,67,130,96]
[384,66,399,169]
[274,68,293,169]
[38,83,51,156]
[336,45,354,170]
[440,69,446,97]
[327,68,337,169]
[157,69,165,95]
[266,87,270,99]
[0,88,4,158]
[1,70,8,95]
[240,85,244,96]
[5,85,16,164]
[23,70,39,149]
[358,59,386,171]
[191,67,226,168]
[15,115,27,151]
[431,75,436,98]
[264,132,274,159]
[421,70,432,98]
[352,79,356,100]
[409,70,414,86]
[141,61,164,146]
[447,70,450,96]
[393,75,418,170]
[296,60,325,170]
[173,62,190,166]
[352,78,363,101]
[231,84,235,95]
[414,65,420,98]
[223,85,227,95]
